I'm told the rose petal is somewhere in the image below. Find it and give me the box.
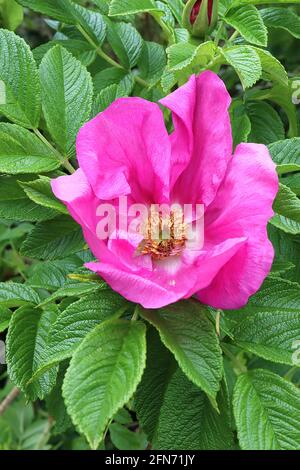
[160,71,232,206]
[76,97,171,204]
[197,143,279,309]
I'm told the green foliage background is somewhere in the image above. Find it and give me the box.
[0,0,300,451]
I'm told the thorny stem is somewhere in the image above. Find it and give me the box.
[0,387,20,416]
[33,129,76,175]
[76,24,150,89]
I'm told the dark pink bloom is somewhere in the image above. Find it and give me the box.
[51,72,278,309]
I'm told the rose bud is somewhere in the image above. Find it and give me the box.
[183,0,219,38]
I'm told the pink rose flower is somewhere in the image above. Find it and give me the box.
[51,71,278,309]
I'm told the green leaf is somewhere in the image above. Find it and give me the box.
[20,216,84,260]
[93,67,134,95]
[270,214,300,235]
[38,278,102,306]
[0,29,41,128]
[136,328,233,450]
[109,0,160,16]
[109,424,147,450]
[138,300,223,403]
[226,277,300,365]
[16,0,75,23]
[104,19,143,69]
[174,27,190,42]
[246,101,285,144]
[37,290,128,371]
[6,305,58,400]
[135,328,176,443]
[261,7,300,39]
[250,47,288,87]
[73,3,106,46]
[167,41,216,72]
[224,5,268,47]
[271,183,300,234]
[221,45,262,89]
[0,282,40,307]
[0,306,12,332]
[156,1,175,32]
[0,124,60,174]
[113,408,133,425]
[63,320,146,449]
[138,41,166,85]
[233,369,300,450]
[33,40,94,66]
[270,259,295,276]
[268,138,300,174]
[167,42,197,71]
[273,183,300,224]
[161,0,184,24]
[27,256,82,290]
[269,224,300,282]
[249,82,298,138]
[19,177,68,214]
[93,0,109,14]
[161,69,177,92]
[92,84,126,117]
[0,0,23,30]
[230,100,251,148]
[40,45,93,156]
[283,173,300,196]
[18,0,107,45]
[46,363,72,435]
[0,175,58,222]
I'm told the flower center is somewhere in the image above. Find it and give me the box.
[137,210,187,260]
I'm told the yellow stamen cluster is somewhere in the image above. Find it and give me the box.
[137,209,187,260]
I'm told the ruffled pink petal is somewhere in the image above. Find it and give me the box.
[85,236,247,308]
[51,169,98,233]
[160,71,232,206]
[197,143,279,309]
[76,97,171,204]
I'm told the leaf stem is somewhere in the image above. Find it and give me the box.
[214,20,225,46]
[0,387,20,416]
[33,128,75,174]
[10,239,27,281]
[228,30,239,43]
[222,344,247,375]
[76,24,149,89]
[131,306,139,321]
[284,366,298,382]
